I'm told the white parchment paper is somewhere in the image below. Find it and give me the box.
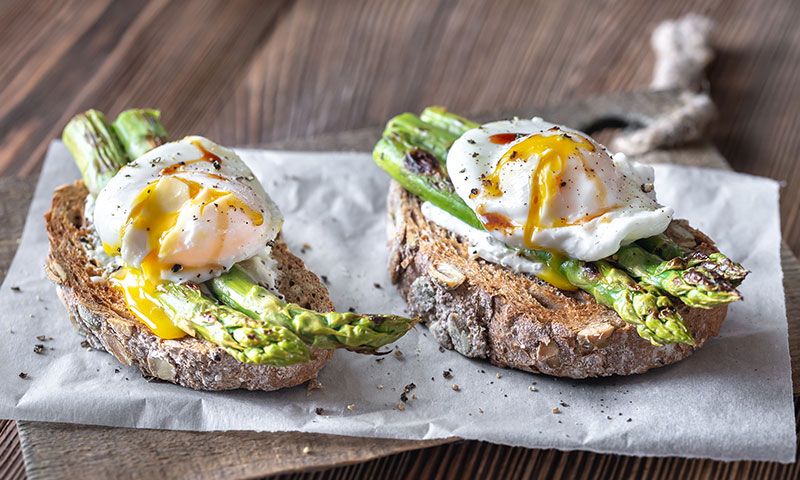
[0,142,793,462]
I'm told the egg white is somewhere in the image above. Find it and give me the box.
[447,118,673,261]
[94,136,283,283]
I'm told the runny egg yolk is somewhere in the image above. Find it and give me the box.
[482,132,604,249]
[107,176,264,339]
[113,267,186,339]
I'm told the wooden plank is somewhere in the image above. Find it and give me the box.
[6,90,799,478]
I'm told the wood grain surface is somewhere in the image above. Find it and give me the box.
[1,0,799,478]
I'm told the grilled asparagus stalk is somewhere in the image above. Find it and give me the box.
[160,283,311,365]
[615,244,742,309]
[112,109,168,160]
[211,266,416,353]
[637,233,748,286]
[62,110,129,195]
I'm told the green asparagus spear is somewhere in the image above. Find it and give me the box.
[112,109,169,161]
[563,259,694,345]
[62,110,129,195]
[374,117,694,346]
[637,234,686,260]
[109,109,418,353]
[385,113,459,163]
[374,135,484,230]
[210,266,416,353]
[159,283,311,365]
[615,244,741,309]
[638,234,748,286]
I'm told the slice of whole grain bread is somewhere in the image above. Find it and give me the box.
[45,181,333,391]
[386,181,727,378]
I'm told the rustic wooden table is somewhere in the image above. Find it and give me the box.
[1,0,799,478]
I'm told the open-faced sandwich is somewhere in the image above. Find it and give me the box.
[46,109,415,391]
[373,107,748,378]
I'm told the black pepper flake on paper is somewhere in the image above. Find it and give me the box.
[348,307,356,313]
[321,275,329,284]
[559,401,570,408]
[212,160,222,170]
[18,372,28,379]
[33,344,45,354]
[373,283,382,289]
[10,286,21,292]
[442,369,453,380]
[401,382,417,402]
[627,418,632,422]
[467,139,476,144]
[315,407,325,415]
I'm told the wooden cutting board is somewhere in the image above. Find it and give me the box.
[5,89,799,479]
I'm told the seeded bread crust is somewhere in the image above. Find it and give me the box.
[45,181,333,391]
[387,181,727,378]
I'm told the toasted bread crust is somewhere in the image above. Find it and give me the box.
[45,182,333,391]
[387,182,727,378]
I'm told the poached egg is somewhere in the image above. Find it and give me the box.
[93,136,282,338]
[447,118,672,262]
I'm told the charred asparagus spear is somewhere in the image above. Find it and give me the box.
[561,259,694,345]
[62,110,129,195]
[374,115,694,346]
[111,109,168,160]
[637,233,748,286]
[615,244,742,308]
[160,283,311,365]
[96,108,417,355]
[211,266,415,353]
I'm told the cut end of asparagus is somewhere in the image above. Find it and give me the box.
[419,106,479,135]
[62,110,129,195]
[112,109,169,161]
